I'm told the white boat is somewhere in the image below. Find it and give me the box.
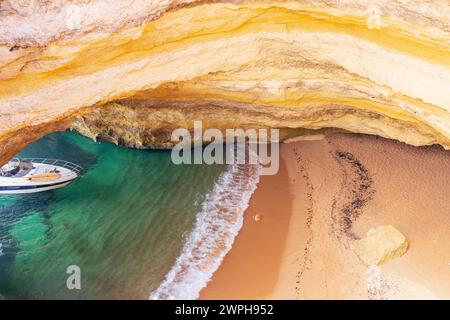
[0,158,82,194]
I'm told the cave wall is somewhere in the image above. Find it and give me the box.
[0,0,449,164]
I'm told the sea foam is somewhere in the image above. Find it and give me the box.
[149,162,261,300]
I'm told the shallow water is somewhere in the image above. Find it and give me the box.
[0,132,227,299]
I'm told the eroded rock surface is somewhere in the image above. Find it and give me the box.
[1,0,449,163]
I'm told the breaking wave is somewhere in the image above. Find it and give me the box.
[149,162,261,300]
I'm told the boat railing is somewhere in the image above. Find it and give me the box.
[20,158,83,174]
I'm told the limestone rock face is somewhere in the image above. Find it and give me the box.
[350,225,409,266]
[69,92,342,149]
[0,0,450,163]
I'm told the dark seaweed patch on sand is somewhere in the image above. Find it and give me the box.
[330,150,375,241]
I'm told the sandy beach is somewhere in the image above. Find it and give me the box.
[200,133,450,300]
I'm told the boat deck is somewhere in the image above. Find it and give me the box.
[0,159,81,194]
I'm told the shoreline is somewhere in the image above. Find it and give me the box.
[199,152,293,299]
[201,133,450,299]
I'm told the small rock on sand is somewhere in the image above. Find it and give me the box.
[253,214,263,222]
[349,225,408,266]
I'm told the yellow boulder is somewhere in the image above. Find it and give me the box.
[349,225,408,266]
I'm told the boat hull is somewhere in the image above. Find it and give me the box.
[0,179,75,194]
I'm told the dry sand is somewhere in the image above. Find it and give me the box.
[200,133,450,300]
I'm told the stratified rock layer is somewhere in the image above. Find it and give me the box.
[0,1,449,163]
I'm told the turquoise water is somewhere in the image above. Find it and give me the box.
[0,132,227,299]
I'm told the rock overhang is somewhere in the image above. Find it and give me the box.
[0,0,449,164]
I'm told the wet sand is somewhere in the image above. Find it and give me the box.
[199,153,293,299]
[200,133,450,300]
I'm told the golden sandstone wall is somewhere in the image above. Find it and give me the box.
[0,0,449,163]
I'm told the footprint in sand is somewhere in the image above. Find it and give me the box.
[292,147,315,298]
